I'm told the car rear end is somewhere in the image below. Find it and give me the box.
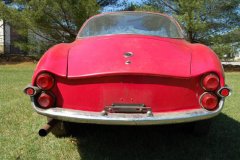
[24,71,231,125]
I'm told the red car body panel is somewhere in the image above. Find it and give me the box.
[68,35,191,79]
[31,43,73,85]
[53,75,204,113]
[189,44,225,86]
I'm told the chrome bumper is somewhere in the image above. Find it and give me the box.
[31,97,224,125]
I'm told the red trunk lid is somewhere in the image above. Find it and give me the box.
[68,36,191,78]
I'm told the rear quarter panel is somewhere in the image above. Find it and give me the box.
[189,44,225,87]
[31,42,77,85]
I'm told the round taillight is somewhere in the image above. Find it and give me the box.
[38,92,55,108]
[26,88,34,95]
[200,93,218,110]
[220,89,229,97]
[201,73,219,91]
[36,73,54,90]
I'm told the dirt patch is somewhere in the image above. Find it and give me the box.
[223,65,240,72]
[0,54,37,65]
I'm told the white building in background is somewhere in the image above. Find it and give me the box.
[0,19,11,54]
[0,19,25,55]
[0,19,4,53]
[234,47,240,60]
[226,42,240,60]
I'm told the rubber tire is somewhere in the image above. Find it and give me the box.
[47,117,70,137]
[185,118,212,137]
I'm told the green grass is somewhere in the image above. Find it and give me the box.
[0,63,79,159]
[0,62,240,160]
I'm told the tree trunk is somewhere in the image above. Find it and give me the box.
[187,31,193,43]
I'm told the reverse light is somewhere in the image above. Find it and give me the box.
[201,73,219,91]
[26,88,34,95]
[199,92,218,110]
[36,73,54,90]
[23,85,40,96]
[221,89,229,96]
[38,92,55,108]
[216,86,232,98]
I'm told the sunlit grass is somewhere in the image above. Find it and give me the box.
[223,72,240,120]
[0,63,239,159]
[0,63,79,159]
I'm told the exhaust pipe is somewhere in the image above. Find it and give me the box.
[39,119,60,137]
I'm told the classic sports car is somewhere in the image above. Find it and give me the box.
[24,11,231,137]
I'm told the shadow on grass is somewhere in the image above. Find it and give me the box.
[69,113,240,160]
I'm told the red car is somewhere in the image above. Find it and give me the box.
[24,11,231,137]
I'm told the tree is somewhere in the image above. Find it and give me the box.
[210,28,240,59]
[140,0,240,44]
[0,0,103,56]
[1,0,13,5]
[97,0,118,6]
[124,3,163,12]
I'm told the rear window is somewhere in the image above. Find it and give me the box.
[78,12,184,39]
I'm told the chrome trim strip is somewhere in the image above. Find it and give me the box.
[31,97,224,125]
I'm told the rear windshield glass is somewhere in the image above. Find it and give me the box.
[78,12,184,39]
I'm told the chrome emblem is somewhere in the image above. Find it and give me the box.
[125,60,131,65]
[123,52,133,58]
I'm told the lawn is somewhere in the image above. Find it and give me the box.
[0,62,239,160]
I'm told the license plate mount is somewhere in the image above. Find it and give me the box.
[104,103,151,113]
